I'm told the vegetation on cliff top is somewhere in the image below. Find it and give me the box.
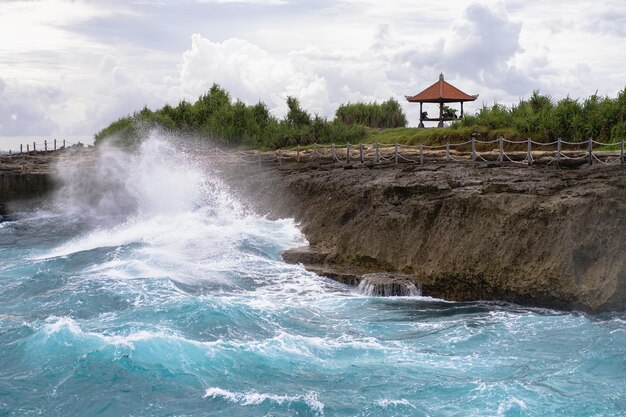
[94,84,407,148]
[367,89,626,146]
[95,85,626,148]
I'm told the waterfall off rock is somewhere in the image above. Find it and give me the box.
[357,273,421,296]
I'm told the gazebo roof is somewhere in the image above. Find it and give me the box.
[406,74,478,103]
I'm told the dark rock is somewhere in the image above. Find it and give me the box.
[223,158,626,312]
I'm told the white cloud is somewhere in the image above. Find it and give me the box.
[197,0,288,4]
[1,0,625,136]
[0,78,60,136]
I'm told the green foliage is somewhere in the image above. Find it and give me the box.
[95,85,626,149]
[335,98,408,128]
[94,84,367,149]
[455,89,626,143]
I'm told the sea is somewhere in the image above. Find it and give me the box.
[0,136,624,416]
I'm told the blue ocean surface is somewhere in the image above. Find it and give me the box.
[0,138,624,416]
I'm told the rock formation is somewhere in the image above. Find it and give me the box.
[223,158,626,312]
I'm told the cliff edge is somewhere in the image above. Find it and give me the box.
[222,159,626,312]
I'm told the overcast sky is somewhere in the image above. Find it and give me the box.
[1,0,625,138]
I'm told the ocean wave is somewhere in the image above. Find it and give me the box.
[375,398,416,409]
[203,386,324,414]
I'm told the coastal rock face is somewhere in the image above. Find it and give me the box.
[2,151,625,312]
[0,173,55,215]
[223,159,626,312]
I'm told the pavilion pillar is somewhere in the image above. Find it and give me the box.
[418,102,424,128]
[438,101,444,128]
[460,102,464,118]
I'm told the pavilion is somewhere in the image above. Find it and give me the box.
[406,73,478,128]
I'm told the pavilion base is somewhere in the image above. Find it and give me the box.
[418,122,425,128]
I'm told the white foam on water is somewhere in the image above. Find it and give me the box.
[203,387,324,414]
[375,398,416,409]
[37,132,309,288]
[497,397,527,416]
[37,316,397,367]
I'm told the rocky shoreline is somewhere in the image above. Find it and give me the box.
[220,157,626,313]
[1,149,625,312]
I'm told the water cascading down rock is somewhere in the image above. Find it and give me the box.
[357,273,422,296]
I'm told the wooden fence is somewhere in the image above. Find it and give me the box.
[1,137,624,169]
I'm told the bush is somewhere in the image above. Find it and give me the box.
[454,89,626,143]
[335,98,408,128]
[94,84,368,149]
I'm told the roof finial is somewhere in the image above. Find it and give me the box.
[439,73,444,81]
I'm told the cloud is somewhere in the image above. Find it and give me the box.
[197,0,288,4]
[176,31,428,120]
[2,0,626,136]
[583,9,626,37]
[0,78,60,136]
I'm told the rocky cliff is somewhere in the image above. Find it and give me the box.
[2,150,625,312]
[221,159,626,312]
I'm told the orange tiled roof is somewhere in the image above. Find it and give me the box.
[406,74,478,103]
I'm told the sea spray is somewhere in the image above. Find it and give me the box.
[52,134,209,219]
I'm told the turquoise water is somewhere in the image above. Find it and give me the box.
[1,139,624,416]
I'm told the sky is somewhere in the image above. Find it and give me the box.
[1,0,625,140]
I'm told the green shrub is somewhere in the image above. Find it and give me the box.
[335,98,407,128]
[94,84,368,149]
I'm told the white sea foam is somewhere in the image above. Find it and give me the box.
[38,133,307,289]
[203,387,324,414]
[497,397,527,416]
[375,398,416,409]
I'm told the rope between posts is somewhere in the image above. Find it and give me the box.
[474,151,490,163]
[398,153,418,163]
[560,140,587,146]
[591,139,622,146]
[530,140,559,146]
[502,151,528,165]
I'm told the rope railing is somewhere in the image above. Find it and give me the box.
[1,137,624,168]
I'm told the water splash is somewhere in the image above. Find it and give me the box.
[357,273,421,296]
[52,132,227,220]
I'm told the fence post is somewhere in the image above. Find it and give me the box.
[376,143,380,163]
[588,137,593,166]
[419,144,424,165]
[9,150,12,156]
[556,137,561,169]
[20,144,23,154]
[313,143,318,162]
[278,149,282,165]
[332,144,336,161]
[63,140,66,148]
[394,143,398,164]
[527,138,533,166]
[296,145,300,163]
[44,140,47,152]
[359,143,364,163]
[33,142,36,153]
[346,143,351,163]
[27,144,30,153]
[446,143,450,161]
[54,139,57,151]
[621,138,624,164]
[471,138,476,162]
[498,136,503,162]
